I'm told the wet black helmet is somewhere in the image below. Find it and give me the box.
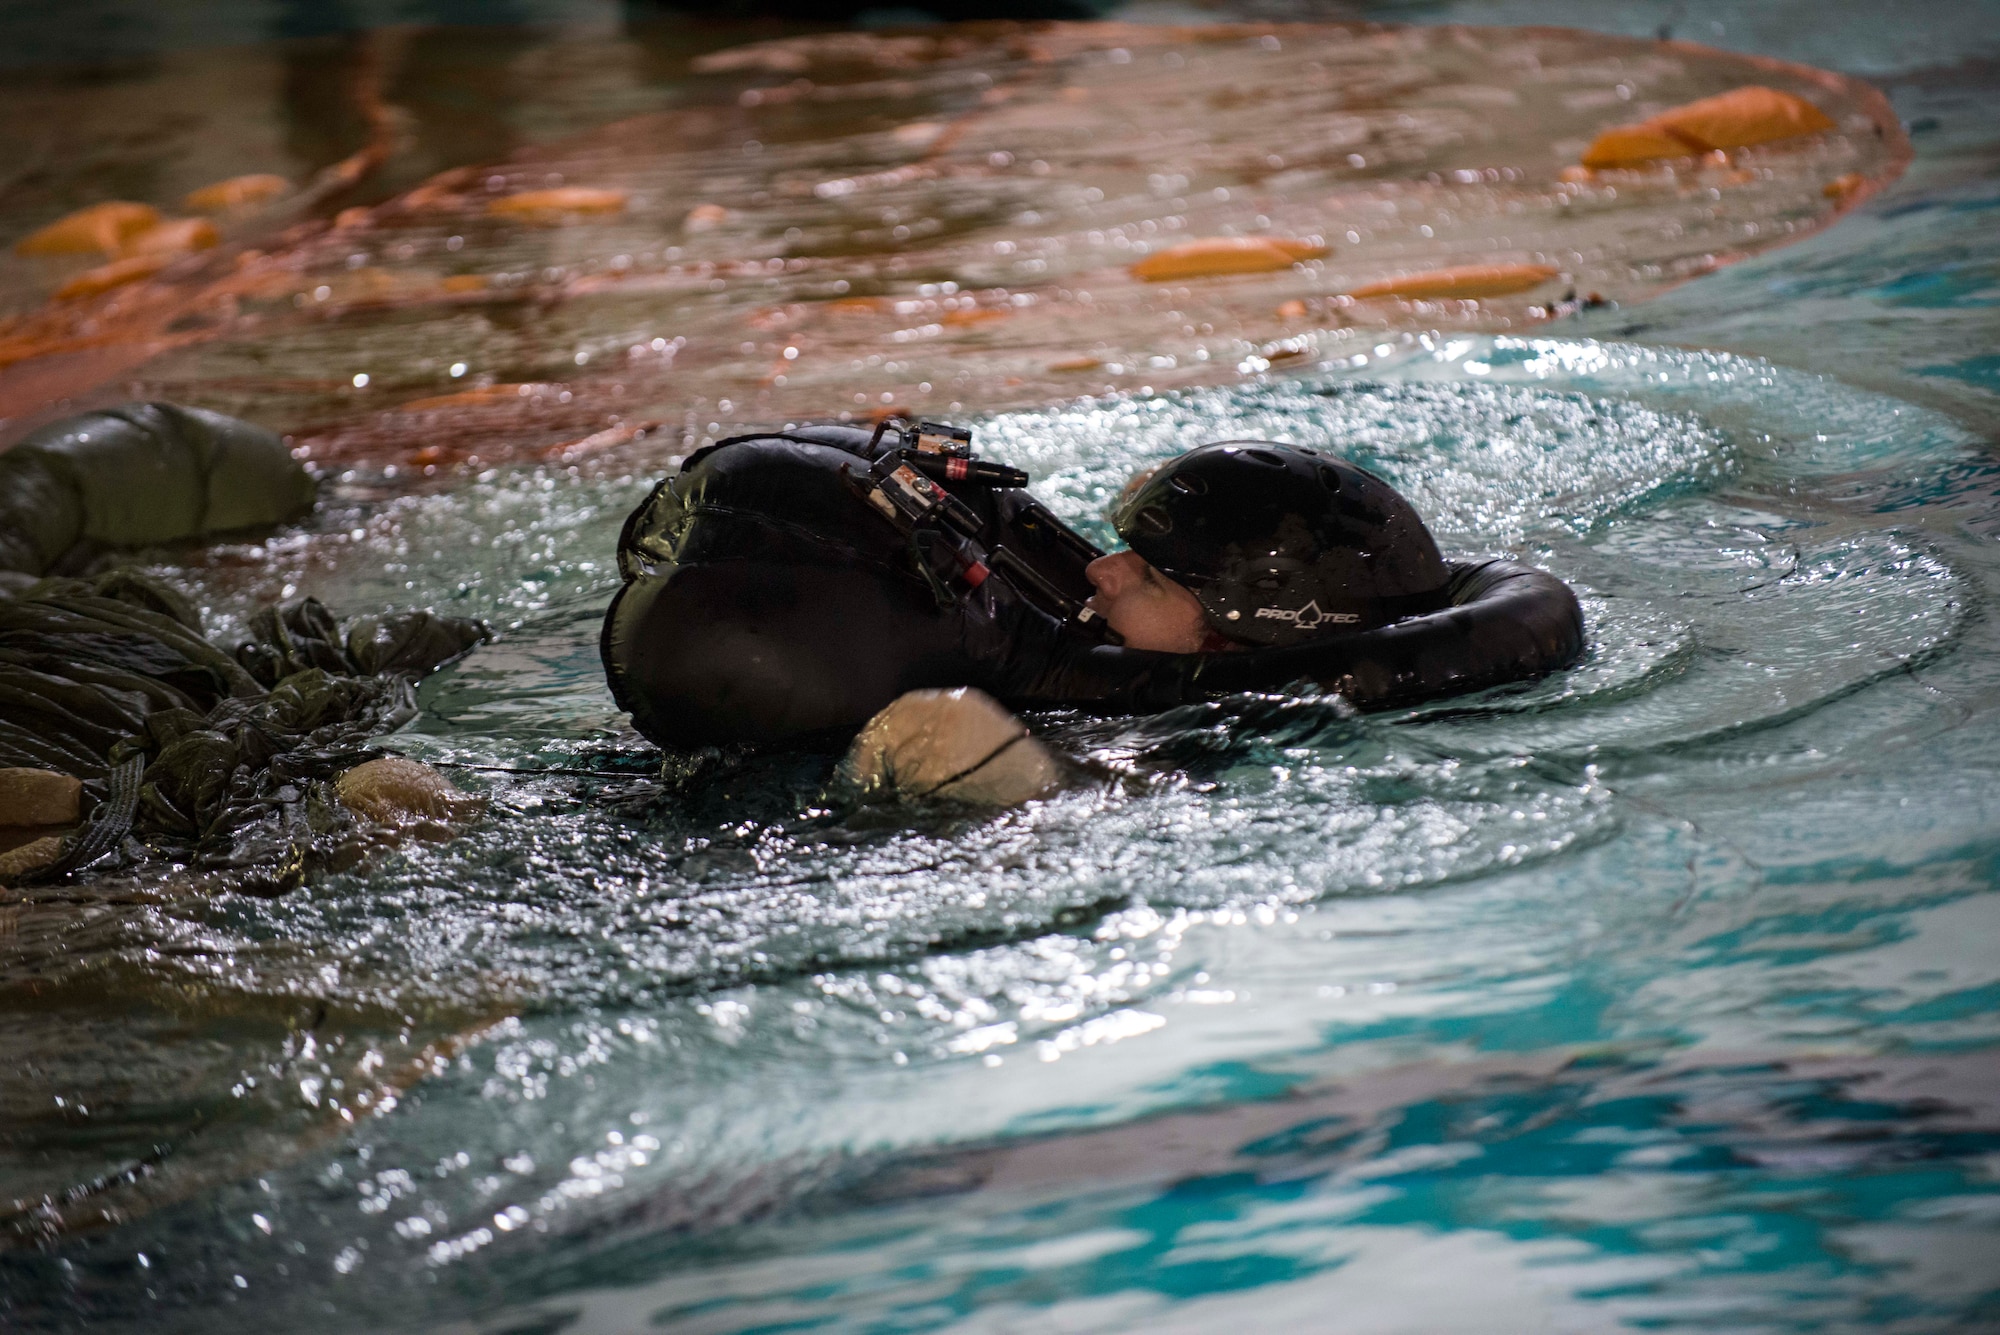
[1111,441,1451,646]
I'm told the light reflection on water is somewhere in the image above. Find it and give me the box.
[6,332,1998,1331]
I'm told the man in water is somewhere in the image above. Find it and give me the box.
[601,422,1582,804]
[1079,439,1455,653]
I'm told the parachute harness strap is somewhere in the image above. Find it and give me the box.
[25,753,144,883]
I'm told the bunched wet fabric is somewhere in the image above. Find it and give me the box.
[601,426,1587,750]
[0,570,490,890]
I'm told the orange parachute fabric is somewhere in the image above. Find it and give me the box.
[1583,85,1837,168]
[1347,264,1561,301]
[16,202,162,257]
[1131,237,1328,283]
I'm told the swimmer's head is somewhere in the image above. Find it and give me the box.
[1107,441,1451,648]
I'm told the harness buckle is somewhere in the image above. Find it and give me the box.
[912,421,973,456]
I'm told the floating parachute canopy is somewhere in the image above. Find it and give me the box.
[486,187,630,221]
[117,217,221,259]
[1130,237,1329,283]
[1347,264,1563,302]
[0,402,316,576]
[182,173,292,214]
[0,22,1906,467]
[14,201,161,257]
[1582,85,1840,168]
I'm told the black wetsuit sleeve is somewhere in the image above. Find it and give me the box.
[1011,561,1585,713]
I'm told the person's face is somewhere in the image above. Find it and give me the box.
[1084,550,1209,653]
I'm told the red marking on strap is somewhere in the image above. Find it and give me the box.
[946,458,969,480]
[963,562,990,588]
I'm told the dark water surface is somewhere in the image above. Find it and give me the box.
[3,3,1999,1332]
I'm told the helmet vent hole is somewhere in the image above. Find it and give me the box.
[1244,448,1288,467]
[1316,464,1343,492]
[1136,506,1173,535]
[1169,474,1208,495]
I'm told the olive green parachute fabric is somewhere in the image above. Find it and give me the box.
[0,402,316,576]
[0,570,488,890]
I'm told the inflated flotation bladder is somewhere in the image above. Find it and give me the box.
[601,424,1585,750]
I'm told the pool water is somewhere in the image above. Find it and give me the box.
[4,3,2000,1332]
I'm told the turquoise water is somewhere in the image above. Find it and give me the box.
[13,335,1998,1332]
[6,4,2000,1333]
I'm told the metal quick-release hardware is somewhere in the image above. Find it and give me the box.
[866,463,946,525]
[866,461,985,536]
[854,418,1111,636]
[903,453,1031,489]
[914,421,973,456]
[862,462,989,593]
